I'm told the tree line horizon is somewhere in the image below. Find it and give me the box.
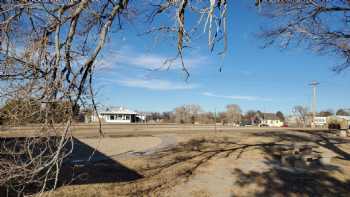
[1,99,349,126]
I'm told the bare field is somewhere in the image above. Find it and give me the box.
[3,125,350,197]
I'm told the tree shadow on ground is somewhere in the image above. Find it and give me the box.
[253,129,350,160]
[5,130,349,196]
[232,166,350,197]
[62,137,143,184]
[229,129,350,197]
[60,137,143,185]
[123,138,287,195]
[0,137,143,197]
[130,130,350,196]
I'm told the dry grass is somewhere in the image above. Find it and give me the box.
[43,129,350,197]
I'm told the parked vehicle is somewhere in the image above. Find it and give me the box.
[240,120,252,127]
[259,123,269,127]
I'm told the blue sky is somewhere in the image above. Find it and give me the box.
[93,1,350,115]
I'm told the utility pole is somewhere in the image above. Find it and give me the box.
[309,80,320,128]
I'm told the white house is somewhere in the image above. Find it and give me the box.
[260,113,284,127]
[92,107,145,123]
[314,116,327,127]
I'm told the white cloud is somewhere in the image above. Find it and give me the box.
[97,48,210,71]
[117,78,198,91]
[202,92,271,101]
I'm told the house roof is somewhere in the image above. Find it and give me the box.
[261,113,279,120]
[100,107,138,115]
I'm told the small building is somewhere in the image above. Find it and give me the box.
[260,113,284,127]
[92,107,145,123]
[314,116,327,127]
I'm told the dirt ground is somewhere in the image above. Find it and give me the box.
[36,127,350,197]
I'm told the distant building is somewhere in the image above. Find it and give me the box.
[314,116,327,127]
[260,113,284,127]
[91,107,145,123]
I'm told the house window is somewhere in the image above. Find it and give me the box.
[117,114,122,120]
[110,115,114,120]
[126,115,130,120]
